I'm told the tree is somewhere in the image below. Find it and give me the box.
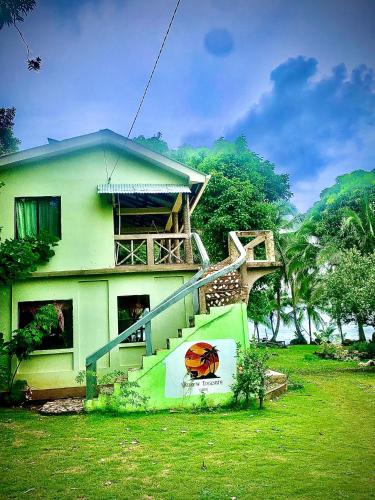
[307,169,375,253]
[0,107,20,155]
[132,134,291,262]
[133,132,169,155]
[0,0,41,70]
[317,250,375,341]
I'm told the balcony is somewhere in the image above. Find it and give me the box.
[114,233,200,271]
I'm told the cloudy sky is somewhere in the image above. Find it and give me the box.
[1,0,374,211]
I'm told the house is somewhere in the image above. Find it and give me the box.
[0,129,279,409]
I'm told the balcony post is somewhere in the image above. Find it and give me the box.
[183,194,194,264]
[146,236,154,266]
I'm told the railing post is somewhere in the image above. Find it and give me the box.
[192,288,199,315]
[183,194,194,264]
[86,361,98,400]
[146,236,154,266]
[265,231,276,262]
[145,321,152,356]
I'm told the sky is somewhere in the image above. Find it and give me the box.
[0,0,374,211]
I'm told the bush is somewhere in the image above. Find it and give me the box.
[347,341,375,359]
[315,342,358,361]
[76,370,149,411]
[231,342,269,409]
[290,335,307,345]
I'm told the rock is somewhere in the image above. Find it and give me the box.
[39,398,84,415]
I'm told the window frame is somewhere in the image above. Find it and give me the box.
[14,196,62,239]
[17,299,74,351]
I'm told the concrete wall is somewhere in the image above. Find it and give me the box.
[1,272,194,390]
[0,147,186,272]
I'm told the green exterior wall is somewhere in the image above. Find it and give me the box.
[0,146,198,391]
[0,147,185,272]
[87,303,249,412]
[3,272,194,389]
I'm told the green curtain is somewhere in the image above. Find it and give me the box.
[39,198,59,237]
[16,199,38,238]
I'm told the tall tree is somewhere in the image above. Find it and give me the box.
[0,107,20,155]
[316,250,375,341]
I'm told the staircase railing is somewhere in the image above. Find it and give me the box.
[85,231,247,399]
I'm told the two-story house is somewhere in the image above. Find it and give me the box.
[0,129,279,408]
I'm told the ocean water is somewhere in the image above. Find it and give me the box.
[248,317,373,344]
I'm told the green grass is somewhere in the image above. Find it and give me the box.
[0,346,374,499]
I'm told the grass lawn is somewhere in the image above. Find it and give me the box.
[0,346,374,499]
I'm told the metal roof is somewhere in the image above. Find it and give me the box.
[97,183,191,195]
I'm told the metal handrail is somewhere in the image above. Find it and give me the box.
[85,231,246,399]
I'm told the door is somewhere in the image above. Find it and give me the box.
[78,280,110,369]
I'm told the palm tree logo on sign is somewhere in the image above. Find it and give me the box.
[185,342,220,379]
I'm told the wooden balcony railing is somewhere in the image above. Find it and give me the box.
[235,230,276,263]
[114,233,194,267]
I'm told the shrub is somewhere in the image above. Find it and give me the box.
[76,370,149,411]
[315,342,358,361]
[231,342,269,409]
[1,304,58,402]
[347,341,375,359]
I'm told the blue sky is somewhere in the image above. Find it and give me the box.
[0,0,374,210]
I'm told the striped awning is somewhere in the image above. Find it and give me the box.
[97,183,191,195]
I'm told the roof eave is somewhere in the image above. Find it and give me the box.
[0,130,208,185]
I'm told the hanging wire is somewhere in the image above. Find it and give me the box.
[107,0,182,183]
[127,0,182,139]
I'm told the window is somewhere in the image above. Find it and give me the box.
[18,300,73,350]
[15,197,61,239]
[117,295,150,343]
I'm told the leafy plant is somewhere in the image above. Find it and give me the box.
[76,370,149,411]
[231,342,269,409]
[0,233,57,285]
[1,304,58,400]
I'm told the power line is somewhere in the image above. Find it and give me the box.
[108,0,182,182]
[126,0,182,139]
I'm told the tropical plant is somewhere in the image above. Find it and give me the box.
[316,250,375,341]
[231,342,269,409]
[76,370,149,411]
[1,304,58,399]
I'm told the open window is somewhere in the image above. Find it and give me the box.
[117,295,150,343]
[15,196,61,239]
[18,300,73,350]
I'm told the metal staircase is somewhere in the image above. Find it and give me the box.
[85,230,279,400]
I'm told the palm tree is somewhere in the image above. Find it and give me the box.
[341,196,375,254]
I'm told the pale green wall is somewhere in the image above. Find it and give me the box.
[0,147,186,272]
[8,272,194,389]
[87,304,249,412]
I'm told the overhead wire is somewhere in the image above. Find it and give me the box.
[107,0,182,183]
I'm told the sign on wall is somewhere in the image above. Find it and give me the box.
[164,339,237,398]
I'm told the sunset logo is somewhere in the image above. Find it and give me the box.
[184,342,220,379]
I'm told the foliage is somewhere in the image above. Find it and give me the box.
[316,249,375,340]
[0,0,35,28]
[132,134,291,261]
[347,341,375,360]
[133,132,169,155]
[75,369,149,411]
[231,342,269,409]
[0,107,20,155]
[306,169,375,254]
[315,342,356,361]
[0,234,57,285]
[0,0,41,70]
[1,304,58,401]
[313,324,336,344]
